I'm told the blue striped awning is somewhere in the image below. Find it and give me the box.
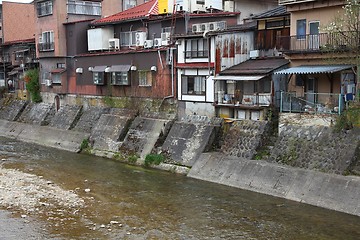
[274,65,353,75]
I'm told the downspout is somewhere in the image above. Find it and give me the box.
[159,47,175,110]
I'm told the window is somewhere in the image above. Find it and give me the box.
[185,39,208,58]
[138,70,152,86]
[52,74,61,84]
[57,63,66,69]
[112,72,130,85]
[123,0,136,10]
[120,31,137,47]
[41,71,50,84]
[296,19,306,40]
[93,72,105,85]
[67,0,101,16]
[181,76,206,95]
[38,31,54,51]
[37,1,53,17]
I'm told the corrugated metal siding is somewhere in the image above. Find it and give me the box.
[215,32,254,74]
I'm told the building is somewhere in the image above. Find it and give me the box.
[275,0,355,114]
[0,1,37,95]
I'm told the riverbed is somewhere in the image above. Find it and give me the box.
[0,136,359,239]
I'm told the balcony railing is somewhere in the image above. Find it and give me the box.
[215,91,272,106]
[38,42,55,52]
[278,31,360,53]
[67,1,101,16]
[185,50,208,58]
[279,92,344,114]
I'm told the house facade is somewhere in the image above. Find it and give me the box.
[0,1,37,96]
[275,0,355,114]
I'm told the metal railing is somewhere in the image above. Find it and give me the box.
[215,92,272,106]
[278,31,360,52]
[279,0,315,5]
[279,92,344,114]
[38,42,55,52]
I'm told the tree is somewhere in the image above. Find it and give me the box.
[25,68,42,103]
[323,0,360,98]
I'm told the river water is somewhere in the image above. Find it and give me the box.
[0,137,359,239]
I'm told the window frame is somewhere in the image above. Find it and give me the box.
[93,72,105,85]
[185,38,208,58]
[111,71,130,86]
[37,0,53,17]
[38,31,55,51]
[181,75,206,95]
[296,19,306,40]
[67,0,101,16]
[138,70,152,87]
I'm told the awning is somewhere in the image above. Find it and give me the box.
[51,68,66,74]
[14,49,29,54]
[8,70,18,76]
[213,75,266,81]
[274,65,353,75]
[92,65,108,72]
[107,65,131,72]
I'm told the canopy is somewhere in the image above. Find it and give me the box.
[274,65,353,75]
[213,75,266,81]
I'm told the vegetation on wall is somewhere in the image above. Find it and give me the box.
[25,68,42,103]
[334,102,360,131]
[144,154,165,167]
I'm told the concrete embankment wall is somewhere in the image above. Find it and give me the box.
[0,119,89,152]
[188,152,360,216]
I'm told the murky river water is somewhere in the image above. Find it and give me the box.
[0,137,359,239]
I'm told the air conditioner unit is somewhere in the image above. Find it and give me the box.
[161,32,171,46]
[45,79,52,87]
[154,38,162,47]
[200,23,209,32]
[250,50,260,59]
[144,40,153,49]
[192,24,200,33]
[209,21,227,31]
[135,32,147,46]
[109,38,120,50]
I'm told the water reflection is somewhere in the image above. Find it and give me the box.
[0,137,359,239]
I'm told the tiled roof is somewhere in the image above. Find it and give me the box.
[220,58,289,75]
[251,6,288,19]
[93,0,158,25]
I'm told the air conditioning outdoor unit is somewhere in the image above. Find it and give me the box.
[192,24,200,33]
[135,32,147,46]
[200,23,209,32]
[209,21,227,31]
[144,40,154,49]
[45,79,52,87]
[250,50,260,59]
[109,38,120,50]
[154,38,162,47]
[161,32,171,46]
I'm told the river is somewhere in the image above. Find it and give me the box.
[0,136,359,239]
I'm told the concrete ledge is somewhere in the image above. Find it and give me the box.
[188,152,360,216]
[0,119,89,152]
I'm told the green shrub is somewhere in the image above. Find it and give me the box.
[128,154,139,164]
[80,138,89,152]
[25,69,42,103]
[144,154,165,167]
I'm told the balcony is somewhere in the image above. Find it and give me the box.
[278,31,360,53]
[279,0,315,5]
[38,42,55,52]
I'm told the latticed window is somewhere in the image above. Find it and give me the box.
[138,70,152,86]
[181,76,206,95]
[112,72,129,85]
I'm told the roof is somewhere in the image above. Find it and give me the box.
[93,0,158,25]
[275,65,353,75]
[251,6,289,20]
[214,75,266,81]
[63,19,95,25]
[3,38,35,46]
[220,58,290,76]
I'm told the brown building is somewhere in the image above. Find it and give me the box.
[0,1,37,95]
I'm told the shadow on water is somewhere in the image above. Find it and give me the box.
[0,137,360,239]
